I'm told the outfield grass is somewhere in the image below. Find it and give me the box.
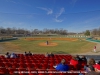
[0,37,96,54]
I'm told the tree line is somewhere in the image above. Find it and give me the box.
[84,27,100,36]
[0,27,68,36]
[1,27,100,37]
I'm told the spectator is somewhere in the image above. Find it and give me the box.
[24,51,28,56]
[94,61,100,72]
[45,52,50,57]
[49,52,54,57]
[56,59,69,71]
[5,52,10,58]
[76,55,81,61]
[81,55,87,65]
[85,65,100,75]
[88,58,95,66]
[28,51,32,56]
[80,55,87,69]
[10,53,17,58]
[81,55,87,62]
[70,55,79,70]
[84,58,96,72]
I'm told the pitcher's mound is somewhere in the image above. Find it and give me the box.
[39,42,58,46]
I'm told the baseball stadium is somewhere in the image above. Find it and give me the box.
[0,0,100,75]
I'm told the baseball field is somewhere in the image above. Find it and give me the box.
[0,37,96,54]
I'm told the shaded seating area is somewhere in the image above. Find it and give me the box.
[0,54,87,75]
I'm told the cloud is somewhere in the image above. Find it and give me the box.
[54,8,65,22]
[56,8,65,18]
[37,7,53,15]
[54,19,63,22]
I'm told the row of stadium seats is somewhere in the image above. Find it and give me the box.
[0,59,71,64]
[0,62,80,70]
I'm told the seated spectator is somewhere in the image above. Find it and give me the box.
[5,52,10,58]
[28,51,32,56]
[84,58,96,72]
[56,59,69,71]
[49,52,54,57]
[70,55,79,70]
[81,55,87,62]
[76,55,81,61]
[81,55,87,65]
[45,52,50,57]
[24,51,28,56]
[85,65,100,75]
[94,61,100,72]
[10,53,17,58]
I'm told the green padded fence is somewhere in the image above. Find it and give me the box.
[0,38,18,42]
[86,38,100,43]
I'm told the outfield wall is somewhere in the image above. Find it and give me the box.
[0,37,18,42]
[86,38,100,43]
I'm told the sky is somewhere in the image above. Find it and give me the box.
[0,0,100,32]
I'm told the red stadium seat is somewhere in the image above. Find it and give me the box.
[1,59,8,62]
[7,59,14,63]
[4,62,12,68]
[12,63,19,68]
[33,63,41,69]
[67,64,74,70]
[19,60,26,63]
[49,64,55,69]
[19,63,27,68]
[41,63,48,69]
[0,62,5,67]
[13,59,20,63]
[26,63,34,68]
[0,68,9,74]
[26,60,32,63]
